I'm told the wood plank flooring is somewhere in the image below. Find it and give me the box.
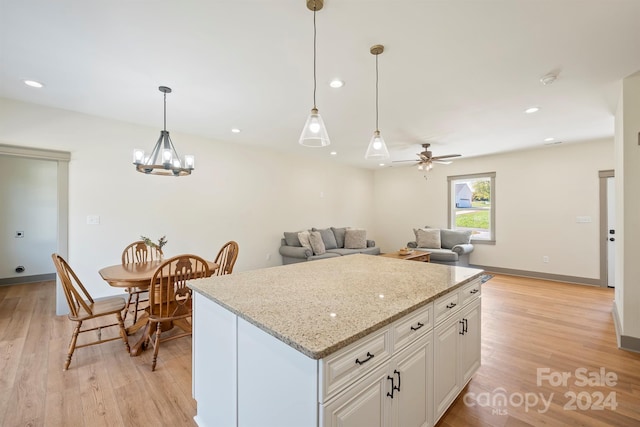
[1,274,639,426]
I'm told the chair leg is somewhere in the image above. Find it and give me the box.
[116,312,130,353]
[151,321,162,371]
[64,321,82,371]
[123,289,134,323]
[132,292,140,324]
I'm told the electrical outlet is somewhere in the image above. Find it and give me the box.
[543,256,549,263]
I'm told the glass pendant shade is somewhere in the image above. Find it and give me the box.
[299,108,330,147]
[365,130,390,159]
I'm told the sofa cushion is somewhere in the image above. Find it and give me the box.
[331,227,347,248]
[298,231,312,250]
[440,229,472,249]
[415,228,441,249]
[427,248,459,262]
[314,228,338,250]
[283,231,302,247]
[344,229,367,249]
[309,231,326,255]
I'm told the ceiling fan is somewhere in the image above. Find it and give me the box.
[392,143,461,171]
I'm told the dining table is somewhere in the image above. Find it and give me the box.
[98,258,218,356]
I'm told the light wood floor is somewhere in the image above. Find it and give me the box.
[1,274,639,426]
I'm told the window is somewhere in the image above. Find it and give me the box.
[448,172,495,243]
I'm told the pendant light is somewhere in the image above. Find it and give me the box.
[133,86,194,176]
[299,0,330,147]
[365,44,390,160]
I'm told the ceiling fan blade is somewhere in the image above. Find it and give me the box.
[431,154,461,160]
[432,160,452,165]
[392,160,420,163]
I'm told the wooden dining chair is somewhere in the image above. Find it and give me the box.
[51,253,130,371]
[213,241,239,276]
[121,240,163,324]
[145,254,211,371]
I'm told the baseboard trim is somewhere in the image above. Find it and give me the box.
[469,264,601,287]
[611,301,640,353]
[0,273,56,286]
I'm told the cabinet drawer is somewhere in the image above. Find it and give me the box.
[459,278,481,307]
[434,291,460,325]
[392,303,433,353]
[321,327,391,402]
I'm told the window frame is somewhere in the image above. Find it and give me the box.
[447,172,496,244]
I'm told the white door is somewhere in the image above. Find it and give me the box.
[607,177,615,288]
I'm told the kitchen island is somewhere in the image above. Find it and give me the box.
[189,254,483,427]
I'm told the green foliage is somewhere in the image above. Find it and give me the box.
[455,211,489,229]
[472,180,491,201]
[140,235,167,250]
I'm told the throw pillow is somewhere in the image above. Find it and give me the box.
[440,229,472,249]
[344,228,367,249]
[283,231,302,247]
[309,231,326,255]
[331,227,347,248]
[314,228,338,250]
[298,231,312,250]
[415,228,441,249]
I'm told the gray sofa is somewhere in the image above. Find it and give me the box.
[280,227,380,264]
[407,228,474,266]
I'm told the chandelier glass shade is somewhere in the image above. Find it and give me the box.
[133,86,194,176]
[365,44,390,160]
[299,0,330,147]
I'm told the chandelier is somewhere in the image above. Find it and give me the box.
[133,86,194,176]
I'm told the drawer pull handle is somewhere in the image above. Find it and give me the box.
[470,289,479,294]
[410,322,424,331]
[446,303,457,309]
[394,370,401,392]
[355,352,375,365]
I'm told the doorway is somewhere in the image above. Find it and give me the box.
[599,170,615,288]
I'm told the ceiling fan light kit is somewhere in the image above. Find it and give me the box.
[365,44,390,160]
[299,0,330,148]
[133,86,194,176]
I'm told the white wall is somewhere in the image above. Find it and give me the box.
[374,138,614,280]
[616,72,640,339]
[0,155,57,278]
[0,98,376,304]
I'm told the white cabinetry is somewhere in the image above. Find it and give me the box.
[192,277,481,427]
[433,278,481,422]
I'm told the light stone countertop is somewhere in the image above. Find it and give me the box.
[189,254,483,359]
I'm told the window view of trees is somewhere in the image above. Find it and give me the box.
[448,173,495,242]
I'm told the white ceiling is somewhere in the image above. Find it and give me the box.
[2,0,640,169]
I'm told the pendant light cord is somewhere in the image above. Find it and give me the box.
[313,7,317,109]
[163,91,167,131]
[375,53,379,132]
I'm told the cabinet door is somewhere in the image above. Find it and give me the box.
[393,333,433,427]
[433,317,460,421]
[459,298,481,386]
[322,363,390,427]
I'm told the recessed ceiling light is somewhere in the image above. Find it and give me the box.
[525,107,540,114]
[329,79,344,88]
[23,80,44,88]
[231,128,241,133]
[330,151,337,156]
[379,163,385,167]
[544,137,555,142]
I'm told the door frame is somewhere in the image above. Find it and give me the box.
[598,169,614,288]
[0,143,70,313]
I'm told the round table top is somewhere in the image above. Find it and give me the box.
[99,260,218,288]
